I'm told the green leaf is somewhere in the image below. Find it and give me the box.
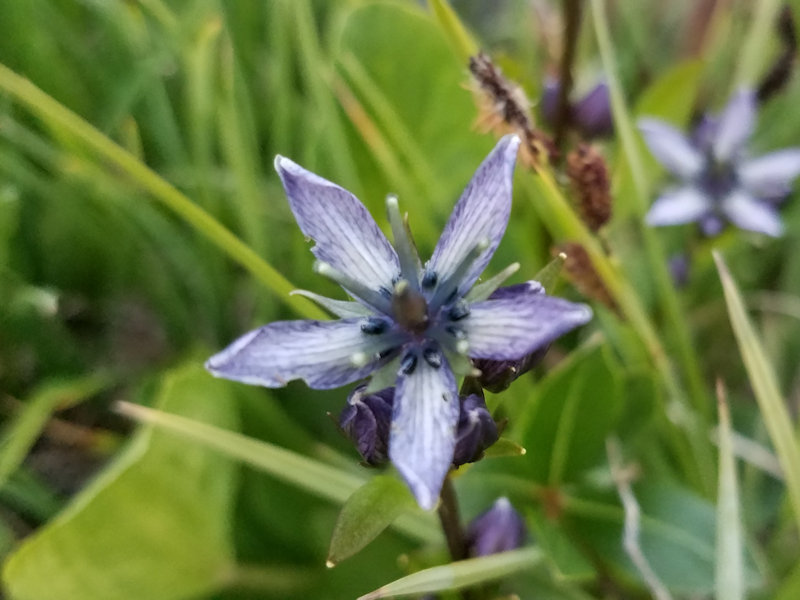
[357,547,543,599]
[714,251,800,534]
[482,437,527,459]
[327,475,416,566]
[527,506,595,581]
[0,374,109,489]
[2,363,238,600]
[115,398,440,545]
[520,344,622,485]
[715,384,744,600]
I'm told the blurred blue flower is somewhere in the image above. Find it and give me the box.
[206,135,592,509]
[639,89,800,237]
[467,497,527,557]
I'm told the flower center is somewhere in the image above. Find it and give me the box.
[391,279,429,335]
[699,158,738,201]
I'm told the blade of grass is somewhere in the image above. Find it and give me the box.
[713,251,800,534]
[589,0,712,427]
[427,0,478,63]
[0,375,109,489]
[115,401,439,544]
[734,0,783,88]
[0,62,325,320]
[357,547,543,599]
[714,380,743,600]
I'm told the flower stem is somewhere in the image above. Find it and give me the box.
[553,0,583,154]
[437,475,481,600]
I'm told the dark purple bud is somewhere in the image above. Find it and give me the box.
[339,385,394,465]
[573,82,614,138]
[466,497,527,557]
[668,253,690,288]
[540,78,561,126]
[452,394,499,466]
[474,347,548,394]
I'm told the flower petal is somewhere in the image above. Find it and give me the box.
[275,157,400,295]
[722,190,784,237]
[645,186,713,226]
[205,319,395,389]
[428,135,520,295]
[739,149,800,198]
[389,348,459,510]
[638,118,703,179]
[713,89,756,162]
[465,290,592,360]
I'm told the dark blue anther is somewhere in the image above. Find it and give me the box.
[400,351,418,375]
[448,300,471,321]
[379,286,393,299]
[423,347,442,369]
[445,325,465,339]
[421,269,438,288]
[361,317,389,335]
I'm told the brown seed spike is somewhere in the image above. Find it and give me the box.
[468,52,556,167]
[553,242,618,314]
[566,143,612,231]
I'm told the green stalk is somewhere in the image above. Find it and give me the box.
[0,62,325,321]
[734,0,783,88]
[589,0,712,423]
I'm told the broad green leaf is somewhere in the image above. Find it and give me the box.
[714,251,800,534]
[0,374,109,489]
[116,400,440,544]
[715,384,744,600]
[357,547,543,599]
[335,2,490,240]
[3,363,238,600]
[565,483,761,594]
[527,506,595,581]
[327,475,416,566]
[520,344,622,485]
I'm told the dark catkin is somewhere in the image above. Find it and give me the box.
[468,52,557,166]
[757,5,797,103]
[566,143,612,231]
[554,242,618,314]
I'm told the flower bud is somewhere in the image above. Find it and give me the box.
[573,82,613,138]
[453,394,499,466]
[339,385,394,465]
[467,497,527,557]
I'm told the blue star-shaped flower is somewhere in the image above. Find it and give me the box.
[206,135,592,509]
[639,89,800,236]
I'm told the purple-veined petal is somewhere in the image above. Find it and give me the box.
[464,290,592,361]
[389,347,459,510]
[428,135,520,296]
[205,318,397,390]
[739,149,800,198]
[645,186,712,226]
[274,157,400,296]
[722,190,784,237]
[638,118,704,179]
[712,88,756,162]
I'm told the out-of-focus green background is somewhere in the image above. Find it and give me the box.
[1,1,800,598]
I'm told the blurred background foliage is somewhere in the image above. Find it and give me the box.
[0,0,800,598]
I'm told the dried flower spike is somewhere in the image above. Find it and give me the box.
[566,143,612,231]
